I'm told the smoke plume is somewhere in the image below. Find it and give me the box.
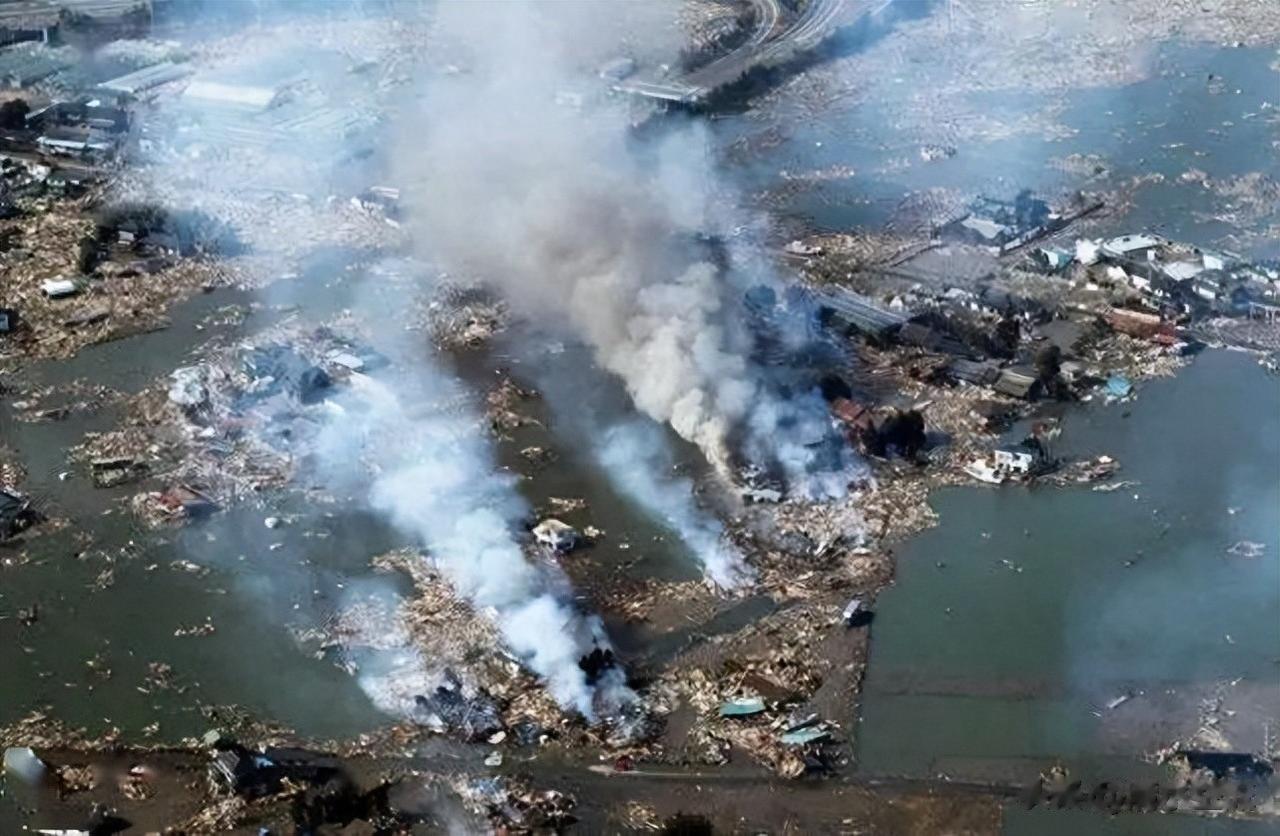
[397,1,858,500]
[596,419,753,588]
[115,7,633,722]
[317,370,629,718]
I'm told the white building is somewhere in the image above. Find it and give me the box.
[994,449,1034,473]
[1101,233,1163,261]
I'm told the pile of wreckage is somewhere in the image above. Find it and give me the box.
[0,199,237,359]
[453,775,577,832]
[199,733,522,832]
[307,550,644,749]
[647,600,867,780]
[0,486,40,541]
[828,397,927,459]
[73,323,389,524]
[417,280,509,349]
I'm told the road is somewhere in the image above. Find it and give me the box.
[615,0,884,104]
[0,0,147,27]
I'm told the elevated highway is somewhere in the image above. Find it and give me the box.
[615,0,886,104]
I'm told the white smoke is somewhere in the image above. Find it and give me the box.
[319,370,628,718]
[395,1,859,500]
[596,420,753,588]
[107,7,635,722]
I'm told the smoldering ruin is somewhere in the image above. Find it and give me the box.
[0,0,1278,833]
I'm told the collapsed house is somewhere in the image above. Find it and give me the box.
[1104,307,1178,343]
[0,489,40,539]
[829,398,926,458]
[939,191,1062,254]
[532,518,578,553]
[209,739,351,802]
[946,357,1000,386]
[991,366,1041,400]
[964,438,1049,484]
[893,320,971,357]
[1092,232,1277,317]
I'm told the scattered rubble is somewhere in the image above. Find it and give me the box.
[0,6,1273,833]
[532,518,579,553]
[453,775,577,832]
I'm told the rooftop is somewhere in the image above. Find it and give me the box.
[182,79,284,110]
[98,60,192,94]
[1102,233,1163,255]
[1161,260,1204,282]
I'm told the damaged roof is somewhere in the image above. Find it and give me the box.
[98,60,192,94]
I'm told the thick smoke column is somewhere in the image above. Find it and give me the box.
[397,2,857,499]
[319,370,627,718]
[596,419,752,588]
[113,8,632,720]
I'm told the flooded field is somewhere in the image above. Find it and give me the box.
[0,1,1277,830]
[0,271,722,743]
[859,349,1280,786]
[714,41,1280,257]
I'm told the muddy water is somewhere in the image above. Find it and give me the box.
[713,42,1280,257]
[707,29,1280,827]
[0,251,747,741]
[0,251,406,740]
[858,350,1280,792]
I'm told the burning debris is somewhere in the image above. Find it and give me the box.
[396,3,860,503]
[327,372,633,720]
[532,518,578,553]
[454,775,577,832]
[595,419,753,589]
[411,673,504,743]
[0,3,1275,833]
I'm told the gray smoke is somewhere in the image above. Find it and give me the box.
[596,419,752,588]
[318,370,629,718]
[396,1,859,501]
[111,6,632,722]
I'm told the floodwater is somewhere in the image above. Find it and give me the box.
[1003,807,1280,836]
[707,25,1280,829]
[0,253,735,742]
[0,12,1277,832]
[0,250,402,741]
[713,41,1280,257]
[858,350,1280,792]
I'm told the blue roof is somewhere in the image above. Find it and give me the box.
[1105,375,1133,397]
[780,726,831,746]
[719,697,766,717]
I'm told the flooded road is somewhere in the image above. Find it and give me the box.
[859,350,1280,789]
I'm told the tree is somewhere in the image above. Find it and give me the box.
[76,236,99,275]
[0,99,30,130]
[1035,344,1062,383]
[992,315,1021,358]
[881,409,927,459]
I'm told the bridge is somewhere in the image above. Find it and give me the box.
[0,0,148,28]
[614,0,888,104]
